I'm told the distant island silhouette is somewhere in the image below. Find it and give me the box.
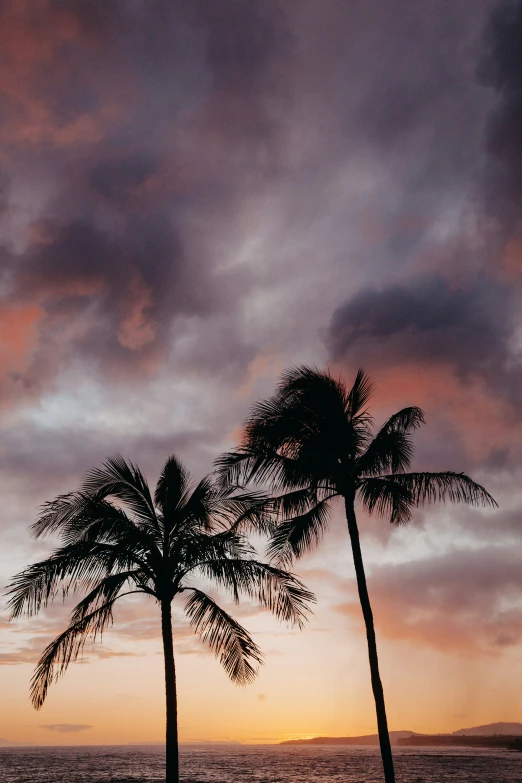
[280,722,522,747]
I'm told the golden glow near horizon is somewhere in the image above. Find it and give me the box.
[2,517,520,747]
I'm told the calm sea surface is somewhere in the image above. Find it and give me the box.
[1,744,522,783]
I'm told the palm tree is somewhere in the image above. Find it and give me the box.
[7,454,314,783]
[216,367,497,783]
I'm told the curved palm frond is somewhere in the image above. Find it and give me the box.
[346,368,375,422]
[215,447,311,491]
[7,540,131,618]
[177,527,255,575]
[267,487,337,518]
[154,455,191,517]
[358,476,415,525]
[35,493,162,563]
[30,599,117,709]
[177,480,270,536]
[197,558,315,628]
[356,407,424,478]
[382,407,426,433]
[176,476,215,532]
[209,488,274,535]
[266,497,333,565]
[389,471,498,509]
[82,455,158,529]
[32,491,92,539]
[184,589,262,685]
[68,572,155,624]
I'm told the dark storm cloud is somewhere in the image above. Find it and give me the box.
[328,274,515,386]
[322,1,522,481]
[0,0,500,403]
[478,0,522,229]
[0,0,289,399]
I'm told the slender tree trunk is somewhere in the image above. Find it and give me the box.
[161,600,179,783]
[345,498,395,783]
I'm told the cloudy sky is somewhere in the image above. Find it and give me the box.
[2,0,522,746]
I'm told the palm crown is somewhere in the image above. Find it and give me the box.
[8,454,314,709]
[216,367,496,563]
[216,366,496,783]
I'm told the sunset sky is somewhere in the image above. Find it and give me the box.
[2,0,522,746]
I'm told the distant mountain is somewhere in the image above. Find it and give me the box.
[280,731,416,746]
[280,723,522,746]
[452,722,522,736]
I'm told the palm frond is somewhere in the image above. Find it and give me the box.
[184,589,262,685]
[154,455,191,517]
[30,599,117,709]
[34,494,161,560]
[358,476,414,525]
[209,488,274,535]
[381,407,426,433]
[82,455,158,528]
[267,499,333,565]
[197,559,315,628]
[217,368,378,493]
[214,449,252,487]
[346,368,375,420]
[7,541,126,618]
[32,491,100,540]
[268,487,336,519]
[178,528,255,574]
[215,447,310,492]
[389,471,498,508]
[68,571,154,625]
[356,407,424,478]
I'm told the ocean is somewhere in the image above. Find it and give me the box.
[1,744,522,783]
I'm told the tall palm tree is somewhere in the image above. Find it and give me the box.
[216,367,497,783]
[7,455,314,783]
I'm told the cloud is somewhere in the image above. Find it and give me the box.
[477,0,522,234]
[328,274,514,383]
[336,546,522,654]
[0,0,291,407]
[0,594,224,668]
[3,0,522,711]
[0,637,140,667]
[325,270,522,472]
[39,724,92,734]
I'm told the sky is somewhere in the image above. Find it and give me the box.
[1,0,522,746]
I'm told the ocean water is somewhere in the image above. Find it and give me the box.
[1,744,522,783]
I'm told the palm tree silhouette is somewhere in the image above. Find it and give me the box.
[216,367,497,783]
[8,454,314,783]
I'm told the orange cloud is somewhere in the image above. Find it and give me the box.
[331,359,521,465]
[0,304,43,383]
[117,274,155,351]
[236,352,283,400]
[335,547,522,656]
[503,237,522,279]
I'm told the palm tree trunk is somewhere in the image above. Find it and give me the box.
[345,498,395,783]
[161,600,179,783]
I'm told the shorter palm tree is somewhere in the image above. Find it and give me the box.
[216,367,497,783]
[8,455,314,783]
